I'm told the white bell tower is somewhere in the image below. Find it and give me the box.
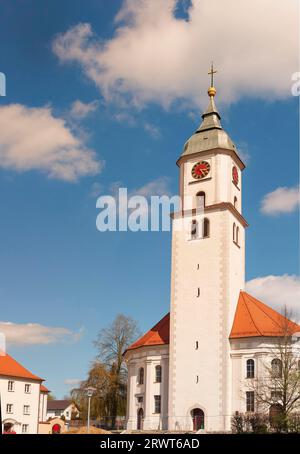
[168,66,248,432]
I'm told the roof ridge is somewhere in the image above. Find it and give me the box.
[241,291,263,336]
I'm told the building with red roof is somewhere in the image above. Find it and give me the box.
[0,352,49,434]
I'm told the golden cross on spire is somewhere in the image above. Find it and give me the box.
[208,62,217,87]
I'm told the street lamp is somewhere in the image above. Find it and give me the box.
[85,387,96,434]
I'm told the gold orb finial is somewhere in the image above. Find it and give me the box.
[208,86,216,97]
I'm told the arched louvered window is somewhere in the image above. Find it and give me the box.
[203,218,210,238]
[191,219,198,240]
[196,191,206,209]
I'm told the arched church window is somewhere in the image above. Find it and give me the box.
[138,367,144,385]
[196,191,206,209]
[271,359,282,378]
[203,218,210,238]
[246,359,255,378]
[233,223,236,242]
[155,365,162,383]
[191,220,198,240]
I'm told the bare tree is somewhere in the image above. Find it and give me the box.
[93,314,140,428]
[247,307,300,431]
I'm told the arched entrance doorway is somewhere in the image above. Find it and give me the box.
[52,423,61,434]
[137,408,144,430]
[191,408,205,431]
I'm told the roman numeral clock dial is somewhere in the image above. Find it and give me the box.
[191,161,211,179]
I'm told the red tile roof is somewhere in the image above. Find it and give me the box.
[125,313,170,352]
[0,353,43,381]
[40,384,50,393]
[230,291,300,339]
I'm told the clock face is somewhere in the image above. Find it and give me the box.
[232,166,239,185]
[191,161,211,180]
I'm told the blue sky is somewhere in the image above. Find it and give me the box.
[0,0,299,398]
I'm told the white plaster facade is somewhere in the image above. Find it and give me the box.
[0,376,41,434]
[125,87,300,432]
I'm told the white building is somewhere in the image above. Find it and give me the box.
[0,352,49,434]
[124,80,300,432]
[46,400,79,422]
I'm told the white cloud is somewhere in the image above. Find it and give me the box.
[53,0,298,110]
[144,123,161,139]
[246,275,300,320]
[0,321,83,346]
[261,185,300,215]
[64,378,81,386]
[70,99,99,119]
[0,104,102,181]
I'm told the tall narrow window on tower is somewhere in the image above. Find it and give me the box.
[233,223,236,242]
[234,196,238,209]
[236,227,240,246]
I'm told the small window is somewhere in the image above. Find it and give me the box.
[154,395,161,414]
[236,227,239,245]
[6,404,13,414]
[22,424,29,434]
[203,218,210,238]
[25,384,31,394]
[8,381,14,392]
[197,287,200,297]
[233,223,236,242]
[191,220,198,240]
[137,396,143,403]
[246,359,255,378]
[155,365,162,383]
[196,191,206,209]
[234,196,238,209]
[195,341,199,350]
[246,391,255,412]
[23,405,30,415]
[271,359,282,378]
[138,367,144,385]
[196,375,199,384]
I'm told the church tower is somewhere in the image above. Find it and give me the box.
[168,66,248,432]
